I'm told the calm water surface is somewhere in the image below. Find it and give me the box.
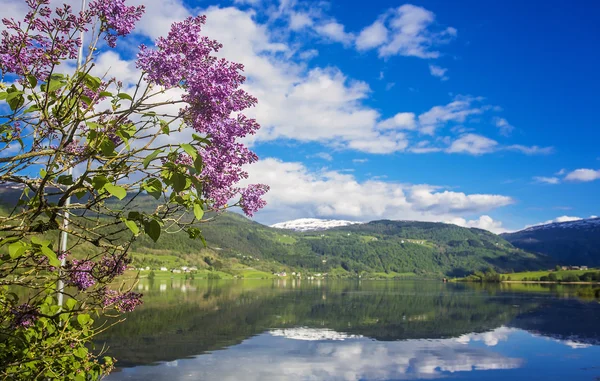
[100,279,600,380]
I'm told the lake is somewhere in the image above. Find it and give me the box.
[100,279,600,381]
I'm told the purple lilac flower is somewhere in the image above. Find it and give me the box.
[103,290,143,312]
[89,0,144,48]
[136,16,268,215]
[240,184,269,217]
[96,254,130,278]
[67,259,95,290]
[11,303,38,329]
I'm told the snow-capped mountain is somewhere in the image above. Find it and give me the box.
[270,218,362,232]
[502,217,600,266]
[520,217,600,233]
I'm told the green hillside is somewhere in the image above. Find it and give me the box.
[130,211,549,277]
[0,186,550,277]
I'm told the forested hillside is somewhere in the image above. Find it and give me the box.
[0,186,549,277]
[132,211,548,277]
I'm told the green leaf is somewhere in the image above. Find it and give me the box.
[128,211,141,221]
[124,219,140,235]
[23,104,40,114]
[172,172,187,192]
[39,169,47,178]
[144,220,161,242]
[85,121,101,130]
[30,236,50,247]
[5,90,24,101]
[0,92,7,100]
[99,91,113,97]
[143,149,163,169]
[9,242,27,259]
[26,75,37,88]
[65,298,77,310]
[180,144,198,159]
[193,204,204,221]
[91,175,108,190]
[193,155,203,173]
[46,78,66,93]
[57,175,73,185]
[99,138,116,156]
[40,246,61,267]
[77,314,92,326]
[73,346,88,359]
[142,178,162,199]
[117,92,132,101]
[74,189,87,199]
[104,183,127,200]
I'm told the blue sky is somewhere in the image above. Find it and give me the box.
[3,0,599,232]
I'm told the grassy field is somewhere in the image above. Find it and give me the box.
[505,269,597,281]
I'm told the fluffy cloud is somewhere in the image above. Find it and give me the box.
[355,20,388,50]
[447,215,507,234]
[429,64,449,80]
[565,168,600,182]
[418,96,484,135]
[314,21,354,45]
[244,158,514,225]
[446,134,498,155]
[357,4,457,59]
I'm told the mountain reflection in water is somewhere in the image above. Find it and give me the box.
[100,279,600,381]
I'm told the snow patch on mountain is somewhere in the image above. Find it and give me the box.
[521,217,600,233]
[270,218,362,231]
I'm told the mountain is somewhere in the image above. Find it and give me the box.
[270,218,362,231]
[501,217,600,266]
[130,212,548,277]
[0,185,549,277]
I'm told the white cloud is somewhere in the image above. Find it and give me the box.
[447,215,507,234]
[565,168,600,182]
[446,134,498,155]
[533,176,560,185]
[352,158,368,163]
[372,4,457,59]
[14,1,547,160]
[314,21,354,45]
[494,117,514,136]
[555,168,566,176]
[429,64,448,81]
[289,12,313,30]
[377,112,417,130]
[244,158,514,224]
[418,97,484,135]
[356,20,388,50]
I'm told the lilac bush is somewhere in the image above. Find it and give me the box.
[0,0,268,378]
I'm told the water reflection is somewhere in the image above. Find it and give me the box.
[100,280,600,380]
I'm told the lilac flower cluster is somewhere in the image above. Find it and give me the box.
[136,16,268,215]
[96,254,130,279]
[89,0,144,48]
[0,0,143,81]
[1,0,88,80]
[67,259,95,290]
[103,290,142,312]
[11,303,38,329]
[239,184,269,217]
